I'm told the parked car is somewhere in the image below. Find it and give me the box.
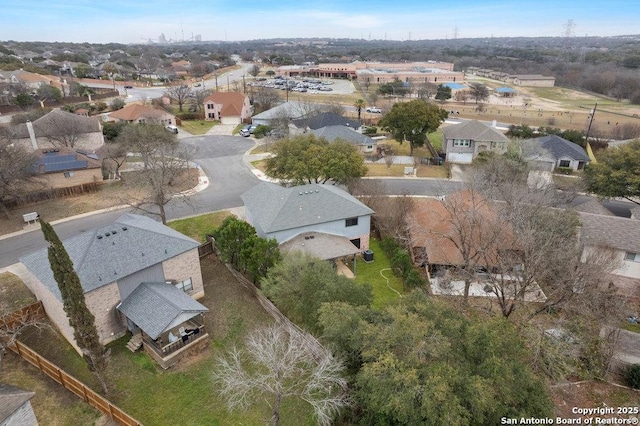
[166,125,179,134]
[244,125,258,134]
[124,85,133,89]
[366,107,382,113]
[239,129,251,137]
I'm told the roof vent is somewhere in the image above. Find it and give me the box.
[304,236,310,240]
[122,226,128,231]
[96,235,103,239]
[309,235,315,239]
[112,230,117,235]
[104,232,111,237]
[315,190,319,193]
[299,192,302,195]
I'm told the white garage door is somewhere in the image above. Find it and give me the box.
[447,152,474,164]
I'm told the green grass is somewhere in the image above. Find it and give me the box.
[353,238,404,309]
[167,211,232,242]
[180,120,216,135]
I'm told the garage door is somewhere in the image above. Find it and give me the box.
[447,152,474,164]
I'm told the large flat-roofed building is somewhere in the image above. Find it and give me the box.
[278,61,463,84]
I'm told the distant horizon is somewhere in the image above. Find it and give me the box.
[1,0,639,44]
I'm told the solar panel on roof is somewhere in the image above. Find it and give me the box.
[44,160,88,172]
[41,154,77,164]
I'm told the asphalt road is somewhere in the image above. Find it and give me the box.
[0,134,257,269]
[0,151,636,269]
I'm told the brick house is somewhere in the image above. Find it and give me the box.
[203,91,251,124]
[20,214,208,369]
[107,103,176,126]
[242,182,374,260]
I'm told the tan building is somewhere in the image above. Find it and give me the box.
[508,74,556,87]
[107,103,176,126]
[203,91,252,124]
[20,214,209,369]
[278,61,462,84]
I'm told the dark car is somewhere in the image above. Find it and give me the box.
[124,85,133,89]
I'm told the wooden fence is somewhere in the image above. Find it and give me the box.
[8,340,142,426]
[0,301,46,331]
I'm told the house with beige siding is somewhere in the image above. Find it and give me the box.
[31,147,103,188]
[20,214,208,369]
[242,182,374,260]
[442,120,510,164]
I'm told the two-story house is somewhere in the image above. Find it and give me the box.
[20,214,208,369]
[203,91,251,124]
[241,182,374,260]
[442,120,510,164]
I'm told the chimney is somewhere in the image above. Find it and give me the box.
[26,120,38,150]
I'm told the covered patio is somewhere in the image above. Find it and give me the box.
[117,282,210,369]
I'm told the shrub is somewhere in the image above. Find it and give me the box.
[254,124,270,138]
[556,166,573,175]
[176,112,204,121]
[625,364,640,389]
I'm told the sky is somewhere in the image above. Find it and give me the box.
[1,0,639,44]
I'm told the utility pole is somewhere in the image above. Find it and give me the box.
[585,102,598,142]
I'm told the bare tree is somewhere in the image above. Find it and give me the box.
[213,324,349,426]
[253,87,280,113]
[101,141,129,179]
[0,129,41,218]
[166,85,191,112]
[248,64,261,77]
[117,124,197,224]
[35,109,97,148]
[0,308,49,368]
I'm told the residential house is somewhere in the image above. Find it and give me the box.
[241,181,374,260]
[10,109,105,153]
[0,383,37,426]
[442,120,510,164]
[107,103,176,127]
[521,135,590,171]
[20,214,208,369]
[203,91,251,124]
[31,147,103,188]
[290,112,362,134]
[406,191,546,301]
[251,101,316,127]
[579,212,640,301]
[310,125,377,154]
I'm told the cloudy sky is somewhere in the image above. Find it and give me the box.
[1,0,638,44]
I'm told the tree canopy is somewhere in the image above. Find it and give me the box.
[0,130,39,217]
[584,140,640,204]
[318,292,553,425]
[261,252,373,333]
[435,84,452,103]
[378,99,447,155]
[264,134,367,184]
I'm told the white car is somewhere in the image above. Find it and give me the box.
[366,107,382,113]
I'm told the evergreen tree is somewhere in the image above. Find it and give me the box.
[41,221,110,394]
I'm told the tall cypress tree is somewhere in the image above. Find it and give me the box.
[41,220,110,394]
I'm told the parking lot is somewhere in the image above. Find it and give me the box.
[248,76,356,95]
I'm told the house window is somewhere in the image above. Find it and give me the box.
[453,139,470,147]
[559,160,571,168]
[63,171,74,178]
[625,252,640,262]
[367,145,373,150]
[345,217,358,227]
[174,277,193,292]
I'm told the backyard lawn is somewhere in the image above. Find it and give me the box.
[168,211,232,242]
[352,238,404,309]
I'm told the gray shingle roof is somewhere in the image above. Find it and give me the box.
[117,282,208,340]
[311,125,376,146]
[0,383,35,422]
[293,112,361,130]
[579,212,640,253]
[442,120,510,142]
[20,214,200,301]
[241,182,374,234]
[251,101,312,121]
[521,135,590,162]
